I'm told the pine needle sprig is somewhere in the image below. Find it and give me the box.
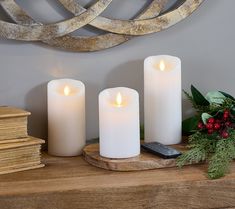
[208,138,235,179]
[207,98,235,115]
[177,130,235,179]
[176,145,207,168]
[177,132,213,167]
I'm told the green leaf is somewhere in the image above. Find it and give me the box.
[201,113,212,124]
[191,85,210,106]
[231,106,235,115]
[219,91,235,100]
[182,116,199,134]
[205,91,225,104]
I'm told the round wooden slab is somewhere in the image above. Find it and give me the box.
[83,143,188,171]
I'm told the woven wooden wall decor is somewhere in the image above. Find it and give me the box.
[0,0,204,52]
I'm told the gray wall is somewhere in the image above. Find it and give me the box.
[0,0,234,141]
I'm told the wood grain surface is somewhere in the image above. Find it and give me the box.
[83,143,189,171]
[0,153,234,209]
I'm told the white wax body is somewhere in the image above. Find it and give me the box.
[99,87,140,158]
[144,55,182,145]
[48,79,85,156]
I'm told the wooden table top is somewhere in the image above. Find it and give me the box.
[0,153,234,209]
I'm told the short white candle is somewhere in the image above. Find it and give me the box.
[48,79,86,156]
[99,87,140,158]
[144,55,182,145]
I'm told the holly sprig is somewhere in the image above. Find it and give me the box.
[178,85,235,179]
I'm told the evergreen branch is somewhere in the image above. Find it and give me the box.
[177,132,212,167]
[176,146,207,167]
[208,138,235,179]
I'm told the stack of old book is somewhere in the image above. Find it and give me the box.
[0,106,45,175]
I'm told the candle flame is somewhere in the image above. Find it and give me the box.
[116,92,123,107]
[159,60,165,71]
[64,85,71,96]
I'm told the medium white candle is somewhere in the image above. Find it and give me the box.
[144,55,182,145]
[99,87,140,158]
[48,79,85,156]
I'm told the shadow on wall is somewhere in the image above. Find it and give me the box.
[85,82,100,140]
[182,98,195,119]
[105,59,144,122]
[24,82,48,147]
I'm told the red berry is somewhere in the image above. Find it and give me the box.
[214,123,221,130]
[224,110,230,115]
[221,131,229,139]
[223,114,229,121]
[207,118,215,124]
[223,113,229,117]
[208,129,214,134]
[206,123,213,130]
[197,122,204,129]
[223,110,230,119]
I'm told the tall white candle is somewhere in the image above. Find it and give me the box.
[48,79,85,156]
[99,87,140,158]
[144,55,182,145]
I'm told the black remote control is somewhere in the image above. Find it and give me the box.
[141,142,181,159]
